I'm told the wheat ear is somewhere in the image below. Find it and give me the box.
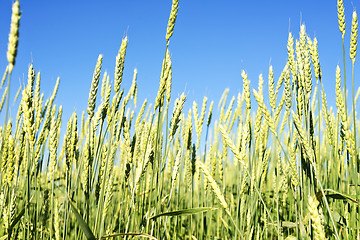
[7,0,21,73]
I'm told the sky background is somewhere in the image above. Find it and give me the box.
[0,1,359,123]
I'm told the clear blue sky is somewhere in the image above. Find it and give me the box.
[0,1,359,122]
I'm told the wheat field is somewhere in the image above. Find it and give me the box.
[0,0,360,239]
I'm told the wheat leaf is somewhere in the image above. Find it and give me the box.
[69,197,96,240]
[149,207,216,220]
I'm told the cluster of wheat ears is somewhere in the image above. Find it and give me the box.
[0,0,359,239]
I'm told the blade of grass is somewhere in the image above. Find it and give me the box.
[68,197,96,240]
[149,207,217,220]
[101,232,157,239]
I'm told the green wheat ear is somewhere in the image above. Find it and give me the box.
[87,54,103,119]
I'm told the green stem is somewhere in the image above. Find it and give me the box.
[352,61,358,236]
[342,37,348,118]
[4,67,12,126]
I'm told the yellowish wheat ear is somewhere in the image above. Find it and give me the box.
[308,196,326,240]
[197,160,228,210]
[7,0,21,73]
[166,0,179,44]
[310,37,321,79]
[284,62,292,113]
[350,10,358,64]
[268,66,276,111]
[169,93,186,141]
[291,110,315,167]
[242,70,251,111]
[253,89,276,134]
[338,0,346,38]
[115,36,128,94]
[155,50,172,111]
[287,32,297,78]
[335,65,346,124]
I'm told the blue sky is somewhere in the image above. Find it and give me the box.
[0,1,359,122]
